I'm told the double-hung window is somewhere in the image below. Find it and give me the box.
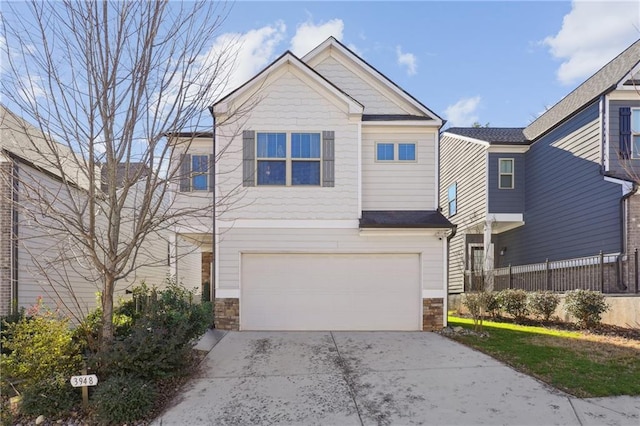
[632,109,640,158]
[191,155,209,190]
[257,133,286,185]
[376,142,416,162]
[447,183,457,216]
[291,133,321,185]
[255,132,322,186]
[499,158,514,189]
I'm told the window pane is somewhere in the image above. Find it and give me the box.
[500,159,513,173]
[632,110,640,133]
[192,174,208,190]
[192,155,207,173]
[292,133,320,158]
[257,133,286,158]
[399,143,416,161]
[257,160,286,185]
[292,161,320,185]
[377,143,394,161]
[500,174,513,189]
[634,135,640,158]
[449,199,457,216]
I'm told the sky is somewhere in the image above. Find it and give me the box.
[213,0,640,128]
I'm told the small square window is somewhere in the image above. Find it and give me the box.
[292,133,320,158]
[398,143,416,161]
[447,183,457,216]
[257,133,286,158]
[376,143,394,161]
[499,158,514,189]
[257,161,286,185]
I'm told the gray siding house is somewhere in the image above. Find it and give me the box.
[441,39,640,294]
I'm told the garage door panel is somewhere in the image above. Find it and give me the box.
[241,253,420,331]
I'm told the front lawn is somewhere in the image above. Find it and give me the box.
[445,316,640,397]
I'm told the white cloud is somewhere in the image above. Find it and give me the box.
[202,21,287,97]
[543,0,640,85]
[396,46,417,76]
[290,18,344,56]
[444,96,481,127]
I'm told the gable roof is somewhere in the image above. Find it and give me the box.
[524,39,640,141]
[303,37,443,125]
[444,127,528,145]
[212,50,363,116]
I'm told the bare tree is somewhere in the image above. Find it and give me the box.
[0,0,243,345]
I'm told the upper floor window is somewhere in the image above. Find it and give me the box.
[257,132,286,185]
[447,182,457,216]
[632,109,640,158]
[256,132,321,186]
[375,142,416,162]
[499,158,514,189]
[191,155,209,190]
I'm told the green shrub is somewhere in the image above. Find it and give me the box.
[564,289,609,328]
[1,301,82,389]
[527,291,560,321]
[497,289,529,321]
[20,373,77,417]
[485,292,501,318]
[93,374,156,425]
[94,279,212,380]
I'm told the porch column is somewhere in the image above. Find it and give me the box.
[484,220,494,291]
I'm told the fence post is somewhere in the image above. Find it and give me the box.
[508,264,512,289]
[545,258,550,291]
[633,248,638,293]
[599,251,604,293]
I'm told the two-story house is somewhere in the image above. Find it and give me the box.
[441,38,640,294]
[0,105,170,319]
[172,37,454,331]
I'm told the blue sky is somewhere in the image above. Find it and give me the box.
[215,0,640,128]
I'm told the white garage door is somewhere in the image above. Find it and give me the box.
[241,253,421,330]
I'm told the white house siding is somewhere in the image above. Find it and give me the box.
[175,236,202,291]
[16,165,170,319]
[311,55,415,115]
[217,227,445,293]
[215,67,359,221]
[361,126,437,210]
[440,134,488,293]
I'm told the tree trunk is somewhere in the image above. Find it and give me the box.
[101,274,115,347]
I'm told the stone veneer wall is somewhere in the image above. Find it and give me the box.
[0,162,13,316]
[214,298,239,330]
[422,298,444,331]
[627,193,640,253]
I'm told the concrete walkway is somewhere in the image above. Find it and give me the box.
[155,330,639,425]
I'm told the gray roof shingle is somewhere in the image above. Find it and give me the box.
[524,39,640,141]
[444,127,528,145]
[359,210,454,229]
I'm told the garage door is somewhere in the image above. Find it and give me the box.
[241,253,421,330]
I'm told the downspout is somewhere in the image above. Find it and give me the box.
[210,108,217,328]
[621,183,638,254]
[10,160,19,314]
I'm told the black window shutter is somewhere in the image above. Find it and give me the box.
[243,130,255,187]
[322,131,334,187]
[208,153,215,192]
[180,153,191,192]
[620,107,631,160]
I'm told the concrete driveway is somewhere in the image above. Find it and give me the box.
[154,331,639,425]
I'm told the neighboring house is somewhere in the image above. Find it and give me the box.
[0,105,170,319]
[171,37,454,331]
[441,39,640,294]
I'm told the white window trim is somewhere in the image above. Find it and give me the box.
[256,131,322,186]
[631,108,640,159]
[498,158,514,189]
[191,154,209,191]
[375,141,417,163]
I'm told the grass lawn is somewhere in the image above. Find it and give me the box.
[446,316,640,398]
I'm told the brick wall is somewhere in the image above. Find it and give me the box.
[627,193,640,253]
[0,162,13,316]
[214,298,239,330]
[422,298,444,331]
